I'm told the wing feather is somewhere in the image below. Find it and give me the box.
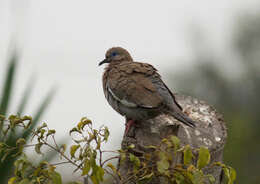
[107,62,163,108]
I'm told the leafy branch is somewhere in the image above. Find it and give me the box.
[0,114,236,184]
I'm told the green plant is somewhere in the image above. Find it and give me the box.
[0,50,56,182]
[120,138,236,184]
[1,115,236,184]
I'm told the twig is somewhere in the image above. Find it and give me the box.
[104,168,121,184]
[51,134,59,149]
[43,139,79,168]
[51,161,71,166]
[101,156,119,167]
[23,144,36,148]
[32,129,80,169]
[101,150,119,154]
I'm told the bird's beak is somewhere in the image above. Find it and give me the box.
[98,58,110,66]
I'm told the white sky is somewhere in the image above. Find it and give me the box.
[0,0,259,181]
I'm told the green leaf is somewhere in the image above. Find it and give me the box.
[90,164,103,184]
[138,172,154,184]
[77,122,85,132]
[173,172,186,184]
[1,149,12,162]
[46,129,56,138]
[128,144,135,149]
[223,167,236,184]
[15,138,26,156]
[39,129,46,139]
[16,138,26,147]
[197,146,210,170]
[21,115,32,129]
[96,166,104,181]
[96,136,101,150]
[36,123,47,131]
[35,143,43,155]
[120,152,126,165]
[77,117,92,131]
[69,127,80,135]
[170,135,180,152]
[82,159,91,176]
[129,153,140,173]
[183,145,193,166]
[129,153,136,162]
[193,170,204,184]
[157,151,170,174]
[157,159,169,174]
[18,179,30,184]
[213,161,224,167]
[8,177,18,184]
[81,117,92,124]
[70,145,80,158]
[229,167,236,183]
[106,162,117,174]
[50,171,62,184]
[103,126,109,142]
[144,145,157,149]
[90,175,99,184]
[206,174,216,184]
[158,151,167,161]
[129,153,140,167]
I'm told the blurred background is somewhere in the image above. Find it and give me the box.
[0,0,260,183]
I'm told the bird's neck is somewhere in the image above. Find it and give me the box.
[107,60,132,69]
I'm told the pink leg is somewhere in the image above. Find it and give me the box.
[125,119,136,134]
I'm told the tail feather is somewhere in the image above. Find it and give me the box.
[169,110,196,128]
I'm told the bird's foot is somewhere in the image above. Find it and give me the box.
[125,119,136,134]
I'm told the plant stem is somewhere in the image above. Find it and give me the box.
[101,156,119,167]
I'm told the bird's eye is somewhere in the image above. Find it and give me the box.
[111,52,117,57]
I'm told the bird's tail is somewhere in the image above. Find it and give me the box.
[169,110,196,128]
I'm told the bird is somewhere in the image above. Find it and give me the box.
[99,47,196,134]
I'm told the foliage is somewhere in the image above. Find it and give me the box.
[122,138,235,184]
[0,115,236,184]
[1,115,113,184]
[0,49,56,182]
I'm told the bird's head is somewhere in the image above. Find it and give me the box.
[99,47,133,66]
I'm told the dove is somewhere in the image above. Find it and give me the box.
[99,47,196,133]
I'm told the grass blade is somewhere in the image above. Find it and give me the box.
[16,76,35,115]
[0,51,17,115]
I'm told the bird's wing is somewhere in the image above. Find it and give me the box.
[107,62,173,109]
